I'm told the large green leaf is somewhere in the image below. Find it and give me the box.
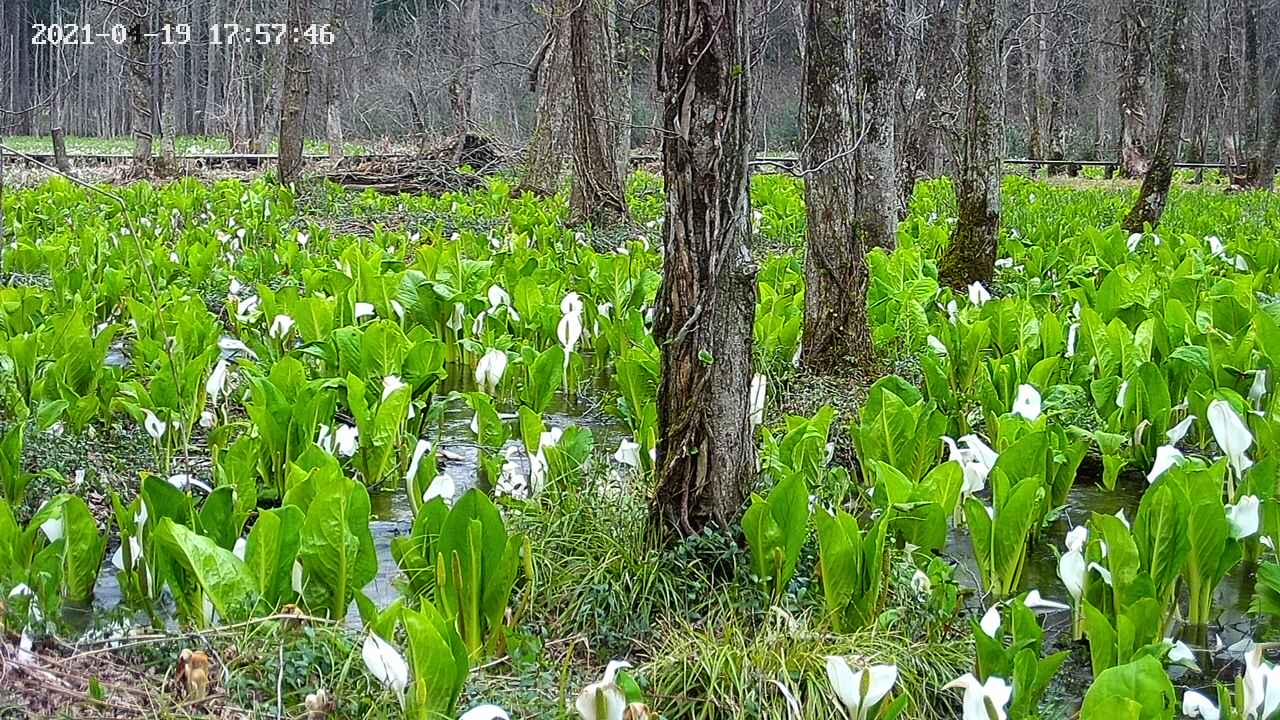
[1079,656,1175,720]
[245,505,305,607]
[155,518,257,623]
[299,478,377,618]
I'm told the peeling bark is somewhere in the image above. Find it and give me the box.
[650,0,757,537]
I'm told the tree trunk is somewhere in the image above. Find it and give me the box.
[614,0,634,181]
[326,0,349,159]
[857,0,899,246]
[520,0,572,195]
[1123,0,1192,232]
[129,0,154,172]
[897,0,957,212]
[650,0,757,537]
[937,0,1002,289]
[800,0,895,370]
[1252,92,1280,190]
[449,0,482,163]
[159,2,177,172]
[278,0,312,185]
[51,128,72,174]
[568,0,629,223]
[1117,0,1151,177]
[204,0,222,135]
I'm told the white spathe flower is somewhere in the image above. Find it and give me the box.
[1012,384,1042,421]
[1116,380,1129,408]
[291,560,304,593]
[405,439,432,485]
[1250,370,1268,410]
[268,313,295,340]
[111,536,143,571]
[362,633,409,696]
[381,375,407,401]
[142,409,167,440]
[825,655,898,720]
[37,500,64,543]
[944,673,1013,720]
[448,302,466,333]
[459,705,510,720]
[910,569,931,595]
[749,373,767,428]
[334,424,359,457]
[1148,445,1185,484]
[200,410,215,428]
[1166,638,1198,669]
[235,294,261,322]
[217,335,257,359]
[1208,399,1254,478]
[423,474,457,503]
[614,439,642,468]
[1227,495,1261,540]
[167,473,214,494]
[575,660,632,720]
[979,606,1001,637]
[943,435,997,496]
[487,284,511,310]
[354,302,376,319]
[1065,525,1088,553]
[1059,548,1086,600]
[233,537,247,561]
[1167,415,1196,445]
[1065,323,1079,357]
[968,282,992,306]
[1127,232,1144,252]
[1182,690,1219,720]
[1088,561,1114,586]
[1024,589,1070,611]
[1242,646,1280,720]
[927,335,948,355]
[475,348,508,395]
[558,302,584,362]
[206,359,229,401]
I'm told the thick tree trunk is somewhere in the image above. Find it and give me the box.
[650,0,757,537]
[897,0,957,212]
[568,0,629,223]
[856,0,899,246]
[128,1,154,172]
[520,0,572,195]
[1117,0,1151,177]
[800,0,895,370]
[326,0,349,159]
[278,0,312,185]
[801,0,866,370]
[450,0,482,163]
[1123,0,1192,232]
[937,0,1002,289]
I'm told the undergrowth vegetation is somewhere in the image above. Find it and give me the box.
[1,169,1278,719]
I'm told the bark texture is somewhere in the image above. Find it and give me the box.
[520,0,572,195]
[1117,0,1151,177]
[278,0,312,184]
[1123,0,1192,232]
[128,1,154,172]
[937,0,1002,289]
[650,0,757,537]
[856,0,899,246]
[450,0,482,163]
[897,0,957,211]
[326,0,350,159]
[568,0,629,223]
